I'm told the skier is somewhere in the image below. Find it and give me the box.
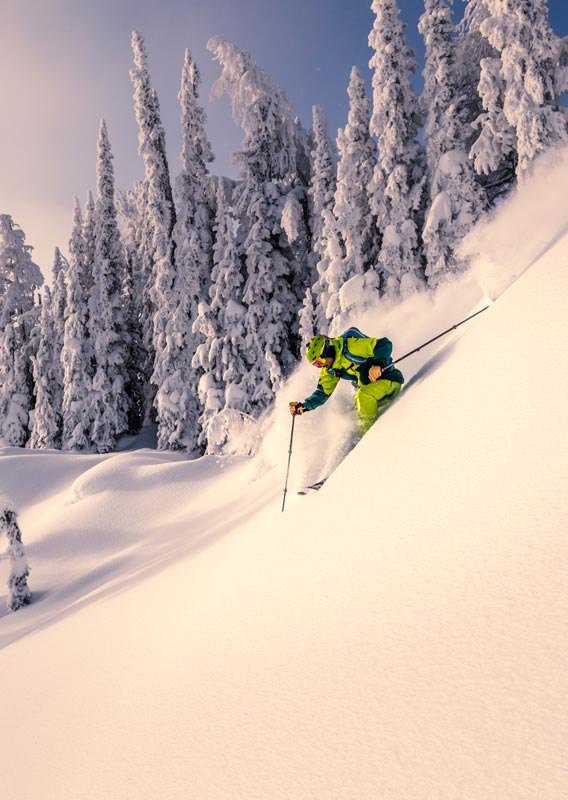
[289,332,404,435]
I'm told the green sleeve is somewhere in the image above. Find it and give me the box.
[353,337,399,385]
[303,370,340,411]
[370,337,393,366]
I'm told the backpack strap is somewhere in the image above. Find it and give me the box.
[340,328,368,365]
[340,328,396,373]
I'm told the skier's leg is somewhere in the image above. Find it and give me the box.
[355,380,402,435]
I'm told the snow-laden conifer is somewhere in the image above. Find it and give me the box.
[280,183,311,317]
[82,191,96,302]
[88,120,130,453]
[368,0,427,298]
[116,183,147,433]
[207,37,306,412]
[130,33,176,242]
[0,214,43,335]
[173,49,214,313]
[0,323,32,446]
[299,105,337,339]
[335,68,378,277]
[308,105,337,274]
[281,122,313,319]
[193,180,248,451]
[46,247,68,443]
[0,216,42,446]
[208,37,301,192]
[455,0,515,197]
[419,0,487,286]
[151,263,201,452]
[420,0,465,183]
[0,498,31,612]
[326,67,380,321]
[151,49,214,452]
[51,247,68,344]
[281,191,305,249]
[130,31,177,430]
[240,184,299,407]
[29,287,61,449]
[314,208,346,326]
[298,287,318,347]
[61,199,93,451]
[422,151,488,287]
[471,0,568,180]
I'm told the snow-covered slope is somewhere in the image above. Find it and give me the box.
[1,149,567,800]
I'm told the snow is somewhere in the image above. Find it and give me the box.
[1,151,568,799]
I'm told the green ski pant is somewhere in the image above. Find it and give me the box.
[354,379,402,435]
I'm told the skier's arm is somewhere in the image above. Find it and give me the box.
[370,337,393,367]
[355,337,394,384]
[302,370,340,411]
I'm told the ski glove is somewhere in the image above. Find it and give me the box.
[368,365,382,382]
[289,402,306,416]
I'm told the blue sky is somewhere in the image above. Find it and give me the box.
[1,0,567,274]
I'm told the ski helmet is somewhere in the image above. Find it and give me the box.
[306,335,327,364]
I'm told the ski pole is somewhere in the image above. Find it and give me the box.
[281,414,296,513]
[391,305,490,367]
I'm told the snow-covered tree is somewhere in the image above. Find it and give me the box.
[280,182,311,319]
[299,104,337,339]
[40,247,68,445]
[193,180,248,451]
[208,37,303,195]
[335,68,378,277]
[419,0,487,286]
[151,49,215,452]
[314,208,347,327]
[173,48,214,315]
[0,216,42,446]
[324,66,381,321]
[117,185,143,286]
[280,120,313,317]
[422,151,488,287]
[130,31,177,429]
[116,182,149,433]
[368,0,427,298]
[29,287,62,449]
[281,191,305,251]
[462,0,518,179]
[470,0,568,180]
[61,199,93,451]
[420,0,464,182]
[87,120,130,453]
[240,184,300,407]
[0,499,31,612]
[456,0,516,199]
[191,299,223,451]
[82,191,96,300]
[0,215,43,335]
[308,105,337,272]
[298,287,318,346]
[130,33,176,244]
[50,246,68,342]
[207,37,307,412]
[0,323,32,446]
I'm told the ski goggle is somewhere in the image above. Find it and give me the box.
[312,357,326,368]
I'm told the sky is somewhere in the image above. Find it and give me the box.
[1,0,567,277]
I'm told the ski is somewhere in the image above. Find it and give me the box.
[297,478,328,495]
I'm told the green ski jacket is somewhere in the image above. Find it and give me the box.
[302,336,404,412]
